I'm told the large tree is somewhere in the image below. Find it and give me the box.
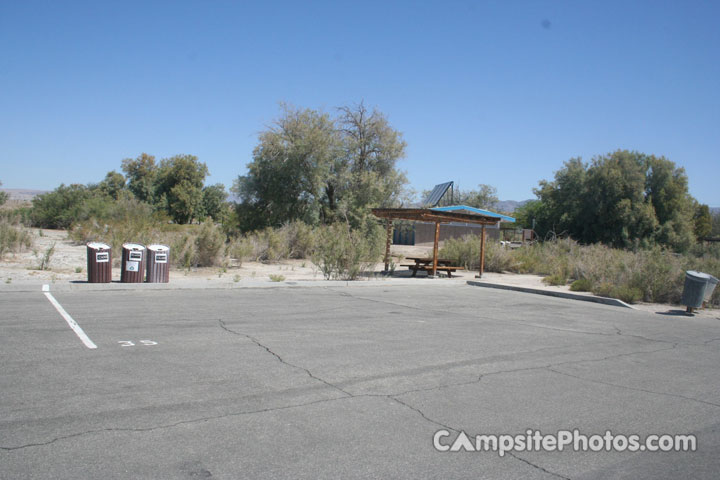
[233,103,407,230]
[201,183,230,222]
[528,150,697,251]
[693,203,712,239]
[121,153,157,203]
[96,170,127,200]
[155,154,209,224]
[332,103,407,225]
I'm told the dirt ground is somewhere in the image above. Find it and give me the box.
[1,228,717,319]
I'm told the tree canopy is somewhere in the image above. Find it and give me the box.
[517,150,701,251]
[233,103,407,230]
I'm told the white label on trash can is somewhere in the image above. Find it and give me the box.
[126,261,139,272]
[96,252,109,263]
[155,253,167,263]
[129,251,143,261]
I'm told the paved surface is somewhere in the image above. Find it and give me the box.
[1,283,719,479]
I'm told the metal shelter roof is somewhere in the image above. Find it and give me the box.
[371,208,501,226]
[431,205,516,223]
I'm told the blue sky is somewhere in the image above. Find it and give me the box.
[1,0,718,206]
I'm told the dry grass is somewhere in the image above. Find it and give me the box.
[442,236,720,305]
[0,217,33,258]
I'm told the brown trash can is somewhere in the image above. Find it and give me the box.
[146,244,170,283]
[87,242,112,283]
[121,243,146,283]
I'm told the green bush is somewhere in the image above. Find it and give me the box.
[570,278,593,292]
[312,222,383,280]
[31,184,93,229]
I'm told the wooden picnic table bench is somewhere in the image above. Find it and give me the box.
[400,257,465,277]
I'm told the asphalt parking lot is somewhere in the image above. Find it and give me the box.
[2,283,719,479]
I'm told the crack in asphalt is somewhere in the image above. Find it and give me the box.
[0,397,348,452]
[505,452,572,480]
[213,320,691,480]
[218,319,352,397]
[5,311,713,480]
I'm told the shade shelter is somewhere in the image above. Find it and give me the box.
[371,208,503,277]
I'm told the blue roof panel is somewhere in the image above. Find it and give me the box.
[431,205,516,223]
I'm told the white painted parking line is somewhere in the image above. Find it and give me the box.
[42,284,98,349]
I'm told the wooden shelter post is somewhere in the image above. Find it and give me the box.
[431,222,440,277]
[477,225,486,278]
[383,219,392,272]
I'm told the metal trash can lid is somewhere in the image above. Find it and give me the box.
[147,244,169,252]
[87,242,111,250]
[122,243,146,251]
[686,270,711,280]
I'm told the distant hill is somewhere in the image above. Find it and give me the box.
[711,207,720,215]
[0,188,48,202]
[494,199,531,213]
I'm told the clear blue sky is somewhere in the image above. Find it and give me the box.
[2,0,718,206]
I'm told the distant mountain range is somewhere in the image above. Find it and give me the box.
[0,188,48,202]
[494,200,531,213]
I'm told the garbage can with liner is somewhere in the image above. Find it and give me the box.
[121,243,146,283]
[681,270,710,312]
[86,242,112,283]
[146,244,170,283]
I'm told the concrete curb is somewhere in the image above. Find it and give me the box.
[466,280,635,309]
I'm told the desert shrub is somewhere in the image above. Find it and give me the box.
[439,235,515,272]
[69,197,230,268]
[283,220,317,259]
[570,278,593,292]
[593,282,643,303]
[543,270,568,286]
[0,207,33,226]
[240,222,317,263]
[0,218,33,257]
[170,232,196,269]
[439,235,478,269]
[312,222,384,280]
[259,227,291,262]
[441,235,716,304]
[69,196,163,254]
[193,220,225,267]
[242,228,288,262]
[226,236,254,267]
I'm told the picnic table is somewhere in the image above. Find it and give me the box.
[400,257,464,278]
